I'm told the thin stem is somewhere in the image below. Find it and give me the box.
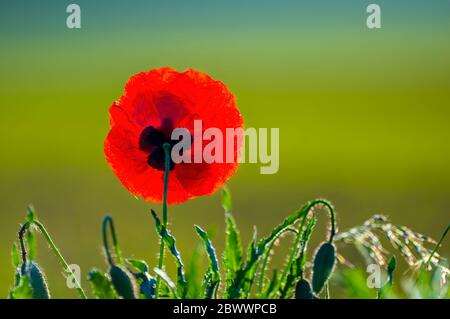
[162,143,171,226]
[259,199,335,249]
[324,283,330,299]
[155,143,171,299]
[277,214,310,294]
[102,216,122,266]
[229,199,334,298]
[259,199,336,298]
[319,201,336,243]
[425,223,449,267]
[33,220,87,299]
[18,222,30,275]
[257,227,297,295]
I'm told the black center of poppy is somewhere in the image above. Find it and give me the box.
[139,125,178,171]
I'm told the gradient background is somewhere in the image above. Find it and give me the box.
[0,0,449,298]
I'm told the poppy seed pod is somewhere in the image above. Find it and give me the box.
[109,265,138,299]
[311,242,336,294]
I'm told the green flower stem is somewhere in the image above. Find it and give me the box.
[33,220,87,299]
[415,223,450,286]
[277,201,336,297]
[230,199,336,298]
[257,227,297,295]
[102,216,123,266]
[155,143,171,299]
[425,223,449,266]
[277,214,310,287]
[18,222,31,274]
[326,202,336,243]
[325,283,330,299]
[259,199,335,249]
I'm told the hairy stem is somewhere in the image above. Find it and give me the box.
[33,220,87,299]
[155,143,171,298]
[257,227,297,295]
[18,222,30,274]
[102,216,122,266]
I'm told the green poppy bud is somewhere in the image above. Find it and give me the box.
[312,242,336,294]
[28,262,50,299]
[109,265,138,299]
[295,279,314,299]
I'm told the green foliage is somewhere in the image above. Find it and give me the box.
[10,276,33,299]
[195,225,220,298]
[221,186,233,213]
[258,227,297,298]
[333,268,376,299]
[11,243,20,268]
[262,270,279,298]
[387,256,397,285]
[153,268,178,298]
[404,266,449,299]
[185,244,203,299]
[227,200,324,299]
[377,256,398,299]
[10,262,51,299]
[222,187,243,295]
[150,209,187,297]
[88,269,118,299]
[6,194,449,299]
[126,259,156,299]
[126,258,149,273]
[278,216,317,298]
[26,230,37,261]
[26,206,36,223]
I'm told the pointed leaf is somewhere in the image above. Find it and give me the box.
[186,245,203,299]
[87,269,118,299]
[26,230,37,261]
[150,210,187,296]
[195,225,220,298]
[26,206,36,223]
[387,255,397,285]
[11,243,20,268]
[10,276,33,299]
[153,268,178,298]
[223,212,242,287]
[221,186,232,213]
[126,258,149,273]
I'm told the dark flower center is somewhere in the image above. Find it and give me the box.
[139,125,178,171]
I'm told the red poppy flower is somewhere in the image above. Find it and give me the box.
[104,67,243,204]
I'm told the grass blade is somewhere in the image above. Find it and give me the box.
[425,224,450,267]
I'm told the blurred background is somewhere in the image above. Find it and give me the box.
[0,0,449,298]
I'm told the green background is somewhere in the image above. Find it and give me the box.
[0,1,449,297]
